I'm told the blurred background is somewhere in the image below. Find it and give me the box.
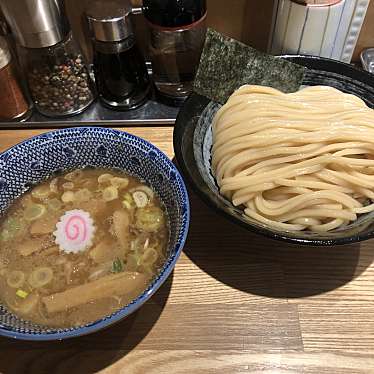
[0,0,373,122]
[36,0,374,63]
[1,0,373,66]
[63,0,275,61]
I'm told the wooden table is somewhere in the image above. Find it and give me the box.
[0,127,374,374]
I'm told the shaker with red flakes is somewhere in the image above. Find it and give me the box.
[0,36,31,121]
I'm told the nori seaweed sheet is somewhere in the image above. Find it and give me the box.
[193,28,306,104]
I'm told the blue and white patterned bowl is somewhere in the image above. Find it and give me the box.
[0,127,190,340]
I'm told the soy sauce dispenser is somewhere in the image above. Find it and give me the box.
[86,0,150,110]
[0,0,95,117]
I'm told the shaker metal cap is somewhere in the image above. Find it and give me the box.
[0,0,69,48]
[86,0,133,42]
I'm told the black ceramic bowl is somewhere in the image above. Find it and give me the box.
[174,55,374,246]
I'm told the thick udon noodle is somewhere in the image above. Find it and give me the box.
[212,85,374,232]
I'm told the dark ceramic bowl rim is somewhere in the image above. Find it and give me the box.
[0,127,190,340]
[173,54,374,246]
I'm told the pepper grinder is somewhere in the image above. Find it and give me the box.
[0,0,96,117]
[86,0,150,110]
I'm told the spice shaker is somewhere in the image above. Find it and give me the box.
[0,36,31,121]
[143,0,207,105]
[86,0,150,110]
[0,0,95,117]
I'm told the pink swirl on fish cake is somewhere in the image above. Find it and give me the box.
[54,209,95,254]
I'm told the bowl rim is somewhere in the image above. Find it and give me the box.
[173,55,374,246]
[0,126,190,340]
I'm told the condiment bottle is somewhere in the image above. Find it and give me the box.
[0,0,95,117]
[0,36,31,121]
[142,0,207,105]
[86,0,150,110]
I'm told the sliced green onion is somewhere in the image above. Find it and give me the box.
[122,193,135,209]
[122,200,131,209]
[0,229,9,242]
[112,258,123,273]
[102,186,118,202]
[16,289,28,299]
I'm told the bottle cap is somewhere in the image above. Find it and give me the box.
[0,37,11,70]
[86,0,133,42]
[142,0,207,28]
[0,0,69,48]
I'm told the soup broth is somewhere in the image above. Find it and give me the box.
[0,168,169,328]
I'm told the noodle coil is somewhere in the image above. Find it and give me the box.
[212,85,374,232]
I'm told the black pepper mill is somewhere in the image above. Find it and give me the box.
[86,1,150,110]
[1,0,95,117]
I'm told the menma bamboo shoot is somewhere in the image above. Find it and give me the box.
[42,271,148,314]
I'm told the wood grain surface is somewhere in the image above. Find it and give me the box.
[0,127,374,374]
